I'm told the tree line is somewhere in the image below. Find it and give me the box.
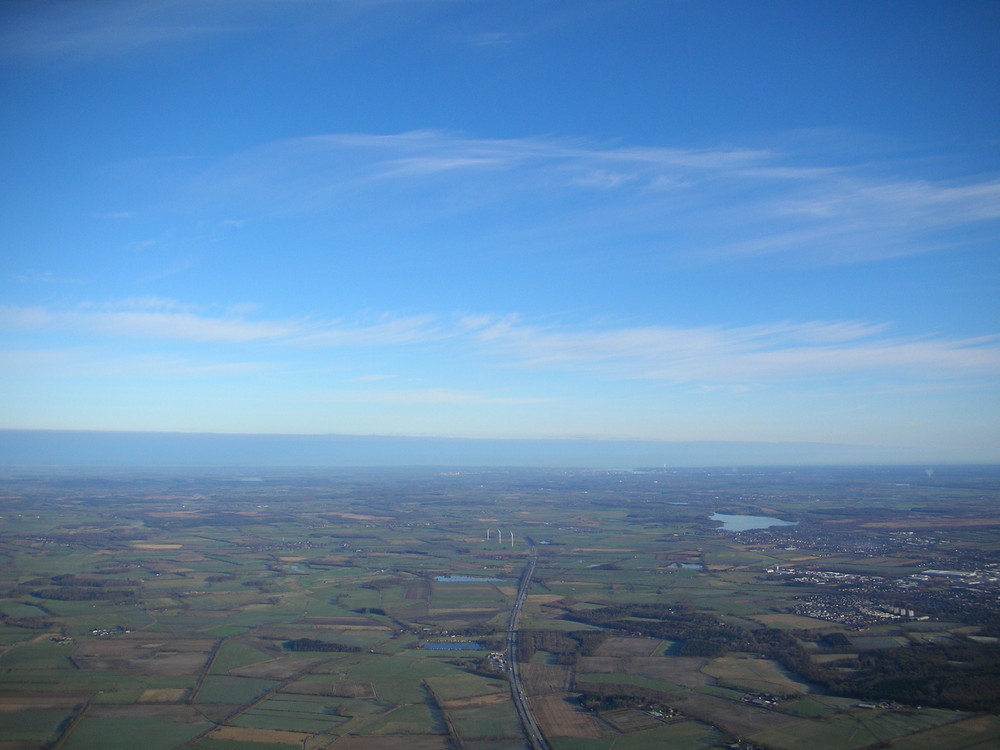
[564,603,1000,712]
[282,638,360,653]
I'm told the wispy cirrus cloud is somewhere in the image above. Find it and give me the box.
[3,300,998,386]
[464,314,1000,383]
[10,269,83,285]
[0,346,277,378]
[292,313,447,347]
[0,303,299,343]
[193,130,1000,265]
[1,0,466,62]
[1,1,245,61]
[0,300,445,348]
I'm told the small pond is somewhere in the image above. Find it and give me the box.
[710,512,797,531]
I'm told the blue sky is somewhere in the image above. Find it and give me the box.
[2,0,999,461]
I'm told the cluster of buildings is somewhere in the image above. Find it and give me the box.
[763,562,1000,627]
[741,692,780,707]
[485,651,507,672]
[789,594,918,627]
[765,566,885,587]
[90,625,131,637]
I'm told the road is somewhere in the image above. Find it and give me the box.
[507,539,550,750]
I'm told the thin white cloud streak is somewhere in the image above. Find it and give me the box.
[466,316,1000,382]
[197,130,1000,264]
[3,302,998,385]
[0,347,276,378]
[204,130,769,206]
[0,305,299,343]
[0,303,446,347]
[773,179,1000,223]
[292,314,446,346]
[1,1,243,60]
[11,269,83,285]
[256,130,771,182]
[1,0,463,62]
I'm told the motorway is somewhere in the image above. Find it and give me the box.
[507,540,551,750]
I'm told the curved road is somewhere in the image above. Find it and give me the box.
[507,540,550,750]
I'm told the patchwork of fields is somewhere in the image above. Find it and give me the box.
[1,466,999,749]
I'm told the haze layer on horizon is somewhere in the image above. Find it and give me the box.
[0,429,939,469]
[2,1,998,464]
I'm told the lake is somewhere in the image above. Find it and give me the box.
[434,575,504,583]
[710,512,797,532]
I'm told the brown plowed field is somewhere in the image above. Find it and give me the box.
[393,603,429,619]
[71,652,208,675]
[77,636,215,652]
[322,512,394,521]
[210,726,311,746]
[138,688,187,703]
[601,708,663,733]
[282,679,376,698]
[442,691,510,710]
[667,691,804,739]
[577,655,710,688]
[0,693,87,711]
[86,704,210,721]
[300,616,382,627]
[529,693,605,739]
[405,580,431,599]
[233,656,329,679]
[751,613,838,630]
[521,663,571,695]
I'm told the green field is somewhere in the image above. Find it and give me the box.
[60,716,212,750]
[0,708,74,746]
[610,721,724,750]
[195,676,279,704]
[702,656,811,695]
[1,466,998,749]
[210,640,271,674]
[449,700,523,740]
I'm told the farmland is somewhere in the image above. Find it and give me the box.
[0,465,999,748]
